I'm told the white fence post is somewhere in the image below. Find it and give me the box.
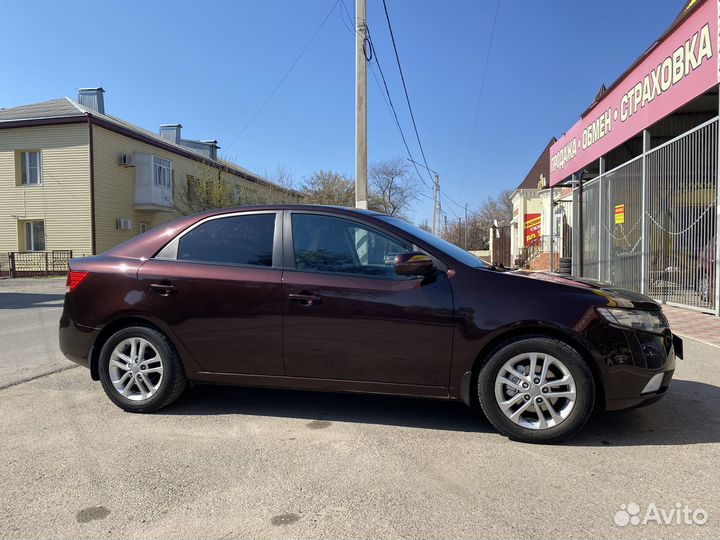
[641,130,650,295]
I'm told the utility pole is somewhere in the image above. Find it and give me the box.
[407,159,440,236]
[355,0,368,209]
[432,174,439,236]
[464,203,468,249]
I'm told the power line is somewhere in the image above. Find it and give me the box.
[439,189,465,211]
[337,3,432,202]
[225,0,342,150]
[381,0,435,189]
[365,27,433,194]
[461,0,500,187]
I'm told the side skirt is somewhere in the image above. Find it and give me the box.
[189,372,451,400]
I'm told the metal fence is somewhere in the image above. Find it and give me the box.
[573,117,718,314]
[601,157,644,289]
[579,178,601,281]
[1,250,73,278]
[646,119,717,311]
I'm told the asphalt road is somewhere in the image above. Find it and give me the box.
[0,277,69,389]
[1,278,719,539]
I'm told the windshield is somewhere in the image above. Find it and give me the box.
[379,216,490,269]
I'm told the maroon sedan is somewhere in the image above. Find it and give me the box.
[59,205,682,443]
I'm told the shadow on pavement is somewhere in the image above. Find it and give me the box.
[165,385,492,433]
[0,292,65,310]
[573,379,720,447]
[164,378,720,444]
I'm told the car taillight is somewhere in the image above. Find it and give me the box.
[66,271,89,293]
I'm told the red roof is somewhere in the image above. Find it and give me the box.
[516,138,556,190]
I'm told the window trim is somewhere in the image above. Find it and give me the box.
[22,220,46,252]
[284,211,421,280]
[153,210,283,268]
[18,150,42,186]
[152,155,172,189]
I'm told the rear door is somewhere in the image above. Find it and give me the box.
[137,210,284,375]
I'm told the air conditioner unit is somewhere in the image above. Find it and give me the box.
[119,153,135,167]
[116,218,133,230]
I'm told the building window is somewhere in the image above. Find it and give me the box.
[19,151,42,185]
[153,156,172,188]
[140,223,147,234]
[23,220,46,251]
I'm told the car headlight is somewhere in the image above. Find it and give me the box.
[597,307,668,334]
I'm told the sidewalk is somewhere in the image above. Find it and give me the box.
[662,304,720,348]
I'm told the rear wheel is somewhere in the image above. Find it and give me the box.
[477,336,594,443]
[98,326,187,413]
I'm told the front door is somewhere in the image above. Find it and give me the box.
[137,211,284,375]
[282,211,454,387]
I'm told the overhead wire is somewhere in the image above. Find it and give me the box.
[380,0,436,190]
[460,0,500,188]
[225,0,342,150]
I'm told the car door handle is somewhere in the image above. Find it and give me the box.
[149,282,177,296]
[288,292,321,306]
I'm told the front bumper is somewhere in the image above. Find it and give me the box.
[586,321,681,411]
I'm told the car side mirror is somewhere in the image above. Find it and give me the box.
[394,252,435,276]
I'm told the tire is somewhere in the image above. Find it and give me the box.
[98,325,187,413]
[477,336,594,443]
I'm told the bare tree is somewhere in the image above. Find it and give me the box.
[368,159,419,218]
[302,169,355,206]
[440,189,514,250]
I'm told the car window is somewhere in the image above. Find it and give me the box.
[291,213,413,276]
[378,215,490,269]
[177,213,275,266]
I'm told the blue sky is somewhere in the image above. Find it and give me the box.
[1,0,684,223]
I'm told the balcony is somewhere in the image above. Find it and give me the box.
[133,152,174,212]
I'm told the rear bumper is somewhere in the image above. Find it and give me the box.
[58,311,98,370]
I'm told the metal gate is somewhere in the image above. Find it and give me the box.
[491,224,512,268]
[572,117,718,314]
[646,119,717,311]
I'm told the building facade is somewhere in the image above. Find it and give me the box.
[548,0,720,316]
[0,88,300,261]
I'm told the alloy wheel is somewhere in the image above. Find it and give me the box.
[108,337,164,401]
[494,352,577,430]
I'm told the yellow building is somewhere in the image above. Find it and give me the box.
[0,88,300,258]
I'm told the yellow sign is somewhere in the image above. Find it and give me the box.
[614,204,625,224]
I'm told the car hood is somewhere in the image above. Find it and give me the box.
[511,270,661,310]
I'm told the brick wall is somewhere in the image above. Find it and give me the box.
[528,252,560,271]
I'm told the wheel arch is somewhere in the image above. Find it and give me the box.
[90,315,184,381]
[462,326,605,411]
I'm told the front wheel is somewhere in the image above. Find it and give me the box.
[98,326,187,413]
[477,336,595,443]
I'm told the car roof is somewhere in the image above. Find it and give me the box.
[104,205,390,259]
[192,204,386,218]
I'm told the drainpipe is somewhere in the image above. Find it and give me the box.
[87,114,97,256]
